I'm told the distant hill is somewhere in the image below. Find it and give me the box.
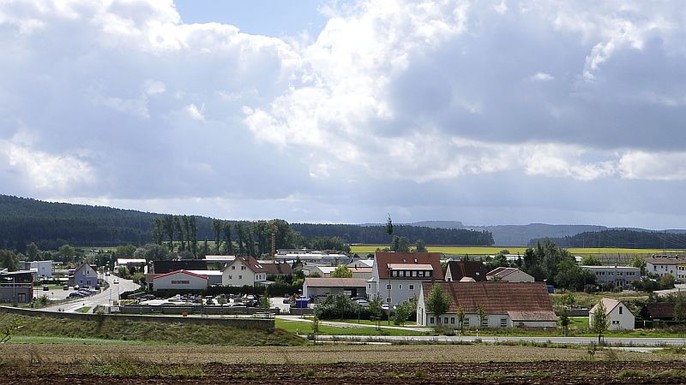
[535,228,686,249]
[1,194,683,251]
[408,221,606,246]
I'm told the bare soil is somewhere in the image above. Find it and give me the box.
[4,360,686,384]
[3,343,686,384]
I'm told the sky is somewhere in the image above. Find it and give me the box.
[1,0,685,230]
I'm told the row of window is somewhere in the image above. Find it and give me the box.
[170,280,190,285]
[390,270,432,278]
[428,316,506,327]
[385,284,415,290]
[593,271,638,276]
[230,265,248,270]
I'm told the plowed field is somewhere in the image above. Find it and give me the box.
[3,343,686,384]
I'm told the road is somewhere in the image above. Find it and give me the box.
[43,274,140,313]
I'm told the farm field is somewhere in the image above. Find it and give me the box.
[350,244,685,257]
[3,343,686,384]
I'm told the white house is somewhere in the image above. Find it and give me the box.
[151,270,208,291]
[416,281,557,328]
[72,262,98,288]
[646,256,686,282]
[486,267,535,283]
[221,256,268,287]
[589,298,635,330]
[368,251,444,307]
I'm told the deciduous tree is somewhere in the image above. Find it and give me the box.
[425,284,451,329]
[591,300,609,344]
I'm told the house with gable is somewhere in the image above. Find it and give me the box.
[416,281,557,328]
[368,251,444,308]
[646,256,686,282]
[445,260,488,282]
[221,256,268,287]
[589,298,635,330]
[72,262,98,288]
[486,267,534,283]
[151,269,208,291]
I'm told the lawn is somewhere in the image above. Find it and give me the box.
[275,318,428,337]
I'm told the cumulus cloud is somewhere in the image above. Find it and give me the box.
[1,0,686,227]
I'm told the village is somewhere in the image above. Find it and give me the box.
[4,249,686,337]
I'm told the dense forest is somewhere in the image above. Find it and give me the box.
[290,223,494,246]
[532,229,686,249]
[0,195,494,253]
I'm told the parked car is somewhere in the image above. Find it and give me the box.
[354,298,370,308]
[42,286,50,291]
[63,285,69,290]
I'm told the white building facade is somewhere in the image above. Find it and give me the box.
[152,270,208,291]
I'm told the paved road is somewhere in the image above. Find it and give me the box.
[43,274,140,313]
[311,334,686,347]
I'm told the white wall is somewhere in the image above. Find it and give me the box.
[153,272,207,291]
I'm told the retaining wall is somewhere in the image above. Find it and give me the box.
[0,306,274,330]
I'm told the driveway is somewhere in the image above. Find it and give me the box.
[43,274,140,313]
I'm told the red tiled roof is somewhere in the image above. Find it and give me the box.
[422,281,554,315]
[374,252,444,280]
[225,256,267,273]
[259,261,293,276]
[153,269,208,281]
[640,302,685,320]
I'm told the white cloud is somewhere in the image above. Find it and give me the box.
[1,136,95,193]
[619,151,686,181]
[2,0,686,228]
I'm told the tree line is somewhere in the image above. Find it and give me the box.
[0,195,495,254]
[290,223,494,246]
[531,229,686,249]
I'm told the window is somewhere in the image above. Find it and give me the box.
[619,306,623,314]
[241,266,246,270]
[231,266,236,270]
[444,317,449,325]
[171,280,190,285]
[464,318,470,326]
[238,275,242,280]
[500,318,507,327]
[398,285,402,289]
[450,317,455,324]
[481,317,488,327]
[430,317,435,325]
[386,284,391,290]
[409,284,414,290]
[228,275,232,279]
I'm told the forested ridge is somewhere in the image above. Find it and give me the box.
[290,223,494,245]
[0,195,494,251]
[532,229,686,249]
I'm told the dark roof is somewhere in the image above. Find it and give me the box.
[152,260,207,274]
[374,252,444,280]
[446,261,487,282]
[640,302,686,320]
[422,281,554,315]
[259,261,293,276]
